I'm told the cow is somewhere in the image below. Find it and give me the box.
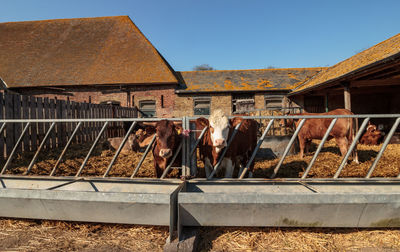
[149,120,183,178]
[104,135,137,155]
[280,108,359,163]
[195,109,258,178]
[360,122,383,145]
[131,126,156,152]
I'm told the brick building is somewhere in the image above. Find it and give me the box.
[0,16,179,117]
[173,68,324,117]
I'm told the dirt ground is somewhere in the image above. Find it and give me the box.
[1,219,400,252]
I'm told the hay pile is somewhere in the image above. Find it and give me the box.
[0,219,168,252]
[3,139,400,178]
[197,227,400,251]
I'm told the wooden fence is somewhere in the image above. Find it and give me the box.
[0,93,138,160]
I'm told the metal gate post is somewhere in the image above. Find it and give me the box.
[182,116,190,177]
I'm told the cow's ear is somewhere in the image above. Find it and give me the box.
[175,125,183,135]
[196,117,209,127]
[230,117,242,128]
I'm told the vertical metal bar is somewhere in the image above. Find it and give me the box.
[75,121,109,177]
[50,122,82,176]
[207,121,243,179]
[334,117,370,179]
[366,118,400,178]
[301,118,338,179]
[183,117,190,177]
[271,118,306,179]
[1,122,31,175]
[25,122,56,175]
[239,119,274,179]
[131,134,156,178]
[103,121,137,177]
[189,126,208,157]
[160,141,183,179]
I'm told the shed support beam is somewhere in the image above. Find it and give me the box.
[343,83,351,111]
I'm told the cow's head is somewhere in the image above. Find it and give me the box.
[208,109,230,153]
[279,111,297,128]
[154,120,182,159]
[366,123,383,137]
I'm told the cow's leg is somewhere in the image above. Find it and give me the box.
[336,137,349,157]
[298,137,305,159]
[224,158,234,178]
[204,157,213,178]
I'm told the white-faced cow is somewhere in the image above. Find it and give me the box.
[281,108,359,163]
[195,109,258,178]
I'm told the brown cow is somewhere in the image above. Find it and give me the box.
[104,135,137,155]
[281,108,358,163]
[195,109,258,178]
[360,123,383,145]
[150,120,183,178]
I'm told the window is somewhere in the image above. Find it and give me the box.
[194,97,211,115]
[139,100,156,117]
[264,95,283,110]
[232,93,255,113]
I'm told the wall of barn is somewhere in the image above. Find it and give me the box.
[173,94,194,117]
[11,84,177,118]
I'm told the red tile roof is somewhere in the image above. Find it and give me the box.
[0,16,178,88]
[176,68,325,93]
[292,33,400,94]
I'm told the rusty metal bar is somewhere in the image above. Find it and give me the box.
[239,119,275,179]
[271,119,306,179]
[161,141,183,179]
[25,122,56,175]
[75,121,109,177]
[1,122,31,175]
[50,122,82,176]
[103,121,137,177]
[207,121,243,179]
[366,118,400,178]
[302,118,338,179]
[334,117,370,179]
[131,134,156,178]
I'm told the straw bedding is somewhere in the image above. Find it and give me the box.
[1,140,400,251]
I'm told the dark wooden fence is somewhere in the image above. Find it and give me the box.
[0,93,138,160]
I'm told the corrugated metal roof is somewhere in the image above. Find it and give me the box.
[292,33,400,94]
[0,16,178,88]
[176,68,325,93]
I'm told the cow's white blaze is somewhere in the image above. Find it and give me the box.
[209,109,230,153]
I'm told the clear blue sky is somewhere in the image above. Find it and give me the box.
[2,0,400,71]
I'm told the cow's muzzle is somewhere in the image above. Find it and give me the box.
[159,148,172,158]
[213,139,226,149]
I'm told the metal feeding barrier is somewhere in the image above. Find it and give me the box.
[0,114,400,242]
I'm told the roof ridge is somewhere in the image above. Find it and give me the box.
[0,15,130,25]
[179,67,327,74]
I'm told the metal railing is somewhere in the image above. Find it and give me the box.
[0,114,399,181]
[185,114,400,181]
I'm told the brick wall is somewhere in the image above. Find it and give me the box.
[13,84,177,118]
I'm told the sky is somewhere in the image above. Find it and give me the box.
[2,0,400,71]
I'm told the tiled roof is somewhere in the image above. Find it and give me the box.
[292,33,400,94]
[176,68,325,93]
[0,16,178,88]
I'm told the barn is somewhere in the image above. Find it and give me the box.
[173,68,324,117]
[0,16,179,118]
[289,33,400,130]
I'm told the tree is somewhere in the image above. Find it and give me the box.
[193,64,215,71]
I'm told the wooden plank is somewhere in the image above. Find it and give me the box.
[60,100,67,146]
[30,96,38,151]
[43,98,50,150]
[0,93,4,160]
[49,99,56,149]
[22,95,30,152]
[66,99,71,141]
[56,99,62,148]
[77,102,82,144]
[13,94,22,153]
[37,97,44,144]
[344,86,351,111]
[5,93,14,157]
